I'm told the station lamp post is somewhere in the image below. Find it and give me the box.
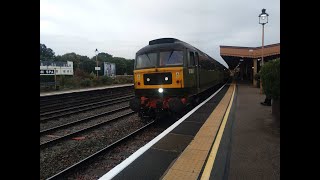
[259,8,269,66]
[95,48,99,78]
[259,8,269,93]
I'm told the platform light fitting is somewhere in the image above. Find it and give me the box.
[259,8,269,25]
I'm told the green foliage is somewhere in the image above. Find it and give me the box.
[91,77,102,86]
[89,72,96,80]
[40,75,55,82]
[113,75,133,84]
[55,53,91,70]
[80,78,92,87]
[100,76,114,85]
[40,43,55,61]
[260,58,280,100]
[80,60,96,74]
[96,52,113,61]
[74,69,91,79]
[126,59,134,75]
[64,77,80,89]
[113,57,127,75]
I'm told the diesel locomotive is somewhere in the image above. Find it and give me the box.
[129,38,229,118]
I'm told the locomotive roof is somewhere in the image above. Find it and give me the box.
[136,38,225,68]
[137,38,198,55]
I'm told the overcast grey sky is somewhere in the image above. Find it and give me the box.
[40,0,280,68]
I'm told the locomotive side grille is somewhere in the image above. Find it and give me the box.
[144,73,172,85]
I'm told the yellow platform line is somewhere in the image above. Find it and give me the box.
[162,84,235,180]
[200,84,236,180]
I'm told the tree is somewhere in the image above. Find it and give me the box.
[56,53,90,70]
[98,52,113,61]
[113,57,128,75]
[80,60,96,74]
[40,43,55,61]
[125,59,134,75]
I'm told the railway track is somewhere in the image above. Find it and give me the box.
[40,85,133,105]
[40,111,136,149]
[40,95,134,122]
[40,106,130,135]
[40,91,133,113]
[45,121,155,180]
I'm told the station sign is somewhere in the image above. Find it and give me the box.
[95,67,101,71]
[40,69,55,75]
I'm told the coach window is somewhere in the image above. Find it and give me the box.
[188,51,195,67]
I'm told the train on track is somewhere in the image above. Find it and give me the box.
[129,38,230,119]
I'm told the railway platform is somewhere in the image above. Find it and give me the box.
[40,83,133,97]
[99,82,280,180]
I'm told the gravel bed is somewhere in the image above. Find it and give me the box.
[40,101,129,131]
[40,108,133,144]
[40,113,145,180]
[66,119,174,180]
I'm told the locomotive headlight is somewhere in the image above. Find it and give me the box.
[165,77,168,81]
[158,88,164,93]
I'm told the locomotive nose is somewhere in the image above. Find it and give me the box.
[129,97,141,112]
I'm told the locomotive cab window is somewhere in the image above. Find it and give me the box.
[188,51,195,67]
[136,52,157,69]
[159,51,183,67]
[195,52,199,66]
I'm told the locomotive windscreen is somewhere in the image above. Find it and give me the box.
[135,51,183,69]
[159,51,183,66]
[136,53,157,69]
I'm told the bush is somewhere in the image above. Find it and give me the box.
[63,77,80,89]
[113,75,133,84]
[92,77,102,86]
[101,76,114,85]
[74,69,91,79]
[80,78,91,87]
[260,58,280,100]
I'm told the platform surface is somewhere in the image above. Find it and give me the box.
[226,84,280,180]
[100,82,280,180]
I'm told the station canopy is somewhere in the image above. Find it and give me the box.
[220,43,280,70]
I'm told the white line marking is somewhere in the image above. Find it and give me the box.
[99,84,226,180]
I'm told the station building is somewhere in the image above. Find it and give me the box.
[40,60,74,76]
[220,43,280,86]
